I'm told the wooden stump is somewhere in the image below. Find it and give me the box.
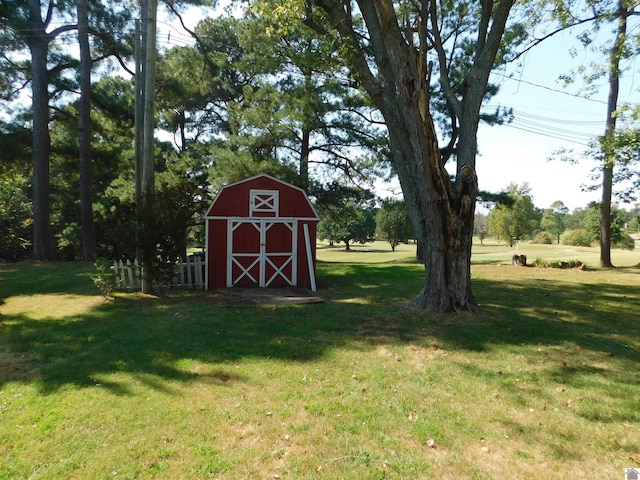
[511,254,527,266]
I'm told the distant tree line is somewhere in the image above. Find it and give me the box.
[474,182,638,250]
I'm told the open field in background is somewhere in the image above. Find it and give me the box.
[318,237,640,267]
[1,241,639,479]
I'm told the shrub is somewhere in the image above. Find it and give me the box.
[91,257,117,298]
[533,258,586,269]
[614,233,635,250]
[561,229,593,247]
[532,231,554,244]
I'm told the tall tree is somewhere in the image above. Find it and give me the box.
[316,185,376,250]
[258,0,524,311]
[156,13,388,195]
[0,0,77,260]
[473,212,489,246]
[0,0,134,261]
[76,0,96,260]
[547,0,639,267]
[541,200,569,244]
[598,0,628,267]
[488,183,539,247]
[375,198,411,251]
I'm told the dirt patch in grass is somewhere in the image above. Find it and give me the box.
[0,349,39,383]
[212,287,324,306]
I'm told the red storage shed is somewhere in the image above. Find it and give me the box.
[204,174,320,291]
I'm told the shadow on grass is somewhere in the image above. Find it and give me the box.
[1,263,638,398]
[0,261,96,298]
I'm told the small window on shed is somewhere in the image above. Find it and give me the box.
[250,190,279,217]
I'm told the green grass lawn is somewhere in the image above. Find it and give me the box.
[319,238,640,267]
[1,243,639,479]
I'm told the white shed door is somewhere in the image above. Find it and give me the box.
[227,219,297,288]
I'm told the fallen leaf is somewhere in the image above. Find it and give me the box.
[408,411,418,421]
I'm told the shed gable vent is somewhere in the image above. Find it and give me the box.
[250,189,279,217]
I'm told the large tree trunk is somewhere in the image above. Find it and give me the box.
[77,0,97,261]
[29,18,54,261]
[384,97,478,312]
[313,0,513,311]
[141,0,158,294]
[600,0,627,268]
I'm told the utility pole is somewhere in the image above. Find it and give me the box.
[134,17,144,264]
[140,0,157,294]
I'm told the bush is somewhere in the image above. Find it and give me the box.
[533,258,586,269]
[561,229,593,247]
[532,231,554,244]
[91,258,117,298]
[614,233,636,250]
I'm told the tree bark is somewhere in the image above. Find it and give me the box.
[313,0,514,311]
[600,0,627,268]
[77,0,97,261]
[300,125,311,189]
[28,2,54,261]
[141,0,158,294]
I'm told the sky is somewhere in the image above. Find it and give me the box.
[475,30,632,212]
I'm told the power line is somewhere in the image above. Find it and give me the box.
[491,71,608,105]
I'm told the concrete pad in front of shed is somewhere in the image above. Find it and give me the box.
[213,287,324,306]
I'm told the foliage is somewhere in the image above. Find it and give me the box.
[561,229,593,247]
[488,183,540,247]
[0,171,32,261]
[375,198,411,251]
[532,257,585,269]
[531,231,554,245]
[473,213,490,245]
[597,106,640,203]
[578,202,628,245]
[613,233,635,251]
[316,185,376,250]
[90,257,117,298]
[540,200,569,244]
[0,120,32,261]
[156,13,388,193]
[317,203,376,251]
[136,151,211,291]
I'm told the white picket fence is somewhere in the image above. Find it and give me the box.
[112,255,206,290]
